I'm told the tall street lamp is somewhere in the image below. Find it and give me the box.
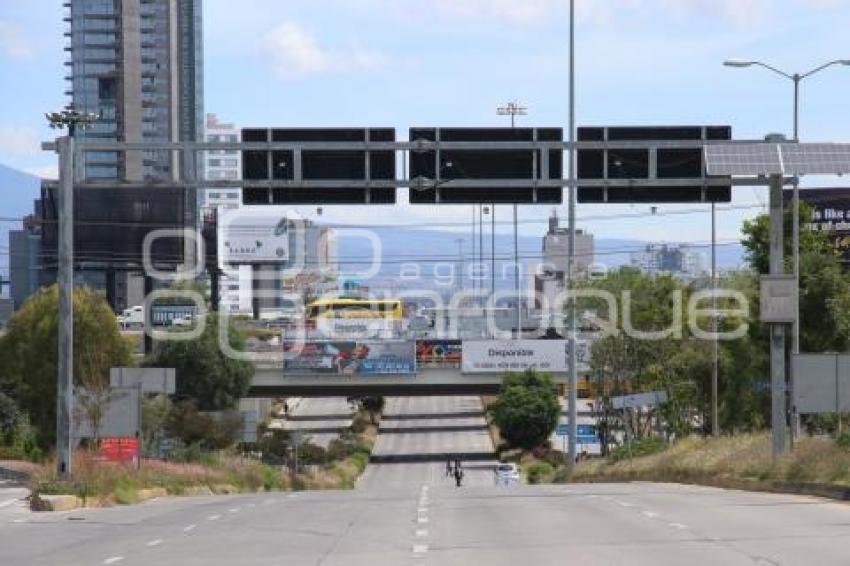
[723,58,850,359]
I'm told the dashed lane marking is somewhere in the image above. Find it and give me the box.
[641,511,659,519]
[413,544,429,556]
[147,539,164,547]
[103,557,124,565]
[207,514,221,521]
[417,517,429,524]
[416,529,428,538]
[669,522,689,530]
[183,524,197,533]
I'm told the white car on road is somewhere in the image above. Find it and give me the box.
[494,463,520,486]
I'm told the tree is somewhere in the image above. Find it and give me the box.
[0,285,133,448]
[147,313,253,411]
[490,370,560,450]
[742,204,850,353]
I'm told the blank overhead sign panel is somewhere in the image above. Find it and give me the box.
[577,126,732,204]
[241,128,396,205]
[409,127,564,204]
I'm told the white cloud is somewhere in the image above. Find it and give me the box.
[261,22,385,80]
[0,126,41,160]
[25,163,59,180]
[0,21,34,62]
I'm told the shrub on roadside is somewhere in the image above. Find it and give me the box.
[527,461,555,484]
[609,437,668,463]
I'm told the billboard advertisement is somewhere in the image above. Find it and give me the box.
[283,341,416,375]
[416,340,462,365]
[462,340,567,374]
[219,209,290,265]
[786,188,850,266]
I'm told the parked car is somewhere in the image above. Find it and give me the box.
[494,463,520,486]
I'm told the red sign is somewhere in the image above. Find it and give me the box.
[100,437,140,464]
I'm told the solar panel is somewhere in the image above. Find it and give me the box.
[781,143,850,176]
[704,143,782,176]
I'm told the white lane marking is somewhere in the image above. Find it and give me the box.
[207,514,221,521]
[617,501,635,508]
[413,544,429,555]
[416,529,428,537]
[229,508,240,513]
[103,557,124,565]
[12,518,27,523]
[417,516,429,524]
[417,507,428,515]
[147,539,164,547]
[183,524,197,533]
[0,499,20,509]
[641,511,659,519]
[669,522,689,530]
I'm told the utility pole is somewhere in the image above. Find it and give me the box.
[769,169,787,456]
[497,100,528,339]
[566,0,578,472]
[46,109,98,479]
[711,202,719,437]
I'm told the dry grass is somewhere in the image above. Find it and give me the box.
[570,434,850,491]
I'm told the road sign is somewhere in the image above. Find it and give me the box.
[408,127,563,204]
[611,390,668,410]
[556,424,570,436]
[577,125,732,203]
[241,128,396,205]
[74,386,141,440]
[792,354,850,414]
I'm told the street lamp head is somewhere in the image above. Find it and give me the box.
[840,59,850,66]
[723,59,754,68]
[45,109,99,132]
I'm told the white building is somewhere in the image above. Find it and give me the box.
[200,114,247,313]
[630,243,707,280]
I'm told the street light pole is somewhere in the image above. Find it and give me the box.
[566,0,578,472]
[723,57,849,445]
[45,109,98,479]
[711,202,719,437]
[497,101,528,339]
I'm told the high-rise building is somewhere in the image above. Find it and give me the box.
[200,113,241,212]
[9,213,43,310]
[66,0,204,182]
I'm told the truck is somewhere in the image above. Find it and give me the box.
[118,306,144,330]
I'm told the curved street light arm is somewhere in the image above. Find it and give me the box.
[801,59,849,79]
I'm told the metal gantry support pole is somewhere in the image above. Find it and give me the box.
[769,173,788,456]
[513,203,521,338]
[56,135,75,479]
[566,0,578,471]
[711,202,719,437]
[791,76,801,443]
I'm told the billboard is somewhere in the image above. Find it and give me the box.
[409,127,563,204]
[283,341,416,375]
[786,188,850,266]
[577,126,732,203]
[416,340,462,365]
[218,209,291,265]
[41,185,185,268]
[241,128,396,205]
[462,340,567,374]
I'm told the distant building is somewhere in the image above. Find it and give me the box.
[200,113,244,313]
[66,0,204,182]
[630,243,707,279]
[533,211,595,313]
[9,213,43,310]
[200,113,242,212]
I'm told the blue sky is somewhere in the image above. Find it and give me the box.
[1,0,849,246]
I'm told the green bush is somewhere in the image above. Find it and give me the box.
[609,437,668,463]
[490,370,560,450]
[526,461,554,484]
[837,431,850,450]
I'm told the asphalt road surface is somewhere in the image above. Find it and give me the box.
[280,397,355,448]
[3,395,850,565]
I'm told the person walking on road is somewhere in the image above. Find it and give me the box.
[445,456,453,477]
[454,466,464,488]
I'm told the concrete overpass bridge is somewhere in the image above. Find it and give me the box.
[248,365,568,398]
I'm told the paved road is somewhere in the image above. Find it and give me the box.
[279,397,355,448]
[361,396,499,489]
[3,481,850,565]
[3,397,850,564]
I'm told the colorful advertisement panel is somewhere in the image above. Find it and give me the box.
[462,340,568,374]
[283,341,416,375]
[416,340,462,365]
[786,188,850,266]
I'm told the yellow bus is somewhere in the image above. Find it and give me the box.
[306,298,404,321]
